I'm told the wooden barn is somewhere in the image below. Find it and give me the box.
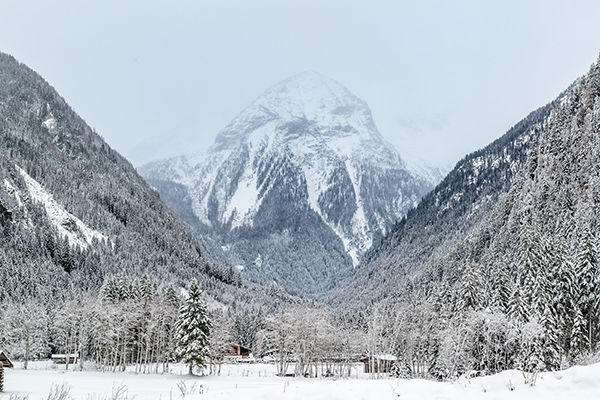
[0,350,14,392]
[223,344,252,361]
[361,354,397,374]
[0,351,13,368]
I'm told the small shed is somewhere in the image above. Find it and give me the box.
[362,354,397,374]
[0,351,13,368]
[0,350,13,392]
[51,353,78,364]
[223,344,252,360]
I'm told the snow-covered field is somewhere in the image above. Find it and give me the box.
[3,361,600,399]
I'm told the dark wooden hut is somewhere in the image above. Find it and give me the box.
[0,350,14,392]
[223,344,252,360]
[0,351,13,368]
[361,354,397,374]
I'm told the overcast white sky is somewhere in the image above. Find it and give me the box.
[1,1,600,168]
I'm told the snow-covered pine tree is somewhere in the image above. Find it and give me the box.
[457,263,482,312]
[164,286,180,309]
[519,223,546,318]
[570,303,587,358]
[136,275,155,303]
[99,275,121,303]
[389,361,411,378]
[175,280,211,375]
[492,264,511,314]
[548,239,576,361]
[540,304,560,370]
[432,281,452,316]
[575,226,599,352]
[508,280,528,324]
[118,274,135,301]
[583,54,600,108]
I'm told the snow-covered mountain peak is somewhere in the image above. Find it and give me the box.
[212,71,383,156]
[254,70,368,118]
[141,72,434,293]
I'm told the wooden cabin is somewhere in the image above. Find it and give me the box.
[51,353,78,365]
[0,350,13,392]
[223,344,252,360]
[0,351,13,368]
[362,354,397,374]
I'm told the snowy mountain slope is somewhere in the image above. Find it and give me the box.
[403,155,452,187]
[0,51,294,317]
[141,71,433,294]
[14,165,109,249]
[331,71,583,306]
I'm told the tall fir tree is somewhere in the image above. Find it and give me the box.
[492,264,511,314]
[549,241,576,358]
[575,226,598,351]
[457,263,482,312]
[519,223,546,318]
[508,284,528,324]
[570,303,587,357]
[540,304,560,370]
[176,280,212,375]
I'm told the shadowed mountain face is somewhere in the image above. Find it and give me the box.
[0,51,288,313]
[141,71,433,295]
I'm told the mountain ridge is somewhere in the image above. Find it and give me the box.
[0,51,294,330]
[140,71,435,294]
[331,75,580,306]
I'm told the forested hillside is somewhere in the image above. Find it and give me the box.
[335,80,573,305]
[2,46,599,383]
[0,51,242,299]
[329,56,600,377]
[0,52,295,360]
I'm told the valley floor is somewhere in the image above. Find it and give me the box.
[3,361,600,399]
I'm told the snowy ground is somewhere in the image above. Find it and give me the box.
[3,361,600,399]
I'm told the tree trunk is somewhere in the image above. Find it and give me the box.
[24,334,30,370]
[79,341,85,371]
[589,314,593,352]
[65,333,71,371]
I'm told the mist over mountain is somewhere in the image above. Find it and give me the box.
[140,71,436,295]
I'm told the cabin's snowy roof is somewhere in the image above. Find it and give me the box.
[51,353,79,358]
